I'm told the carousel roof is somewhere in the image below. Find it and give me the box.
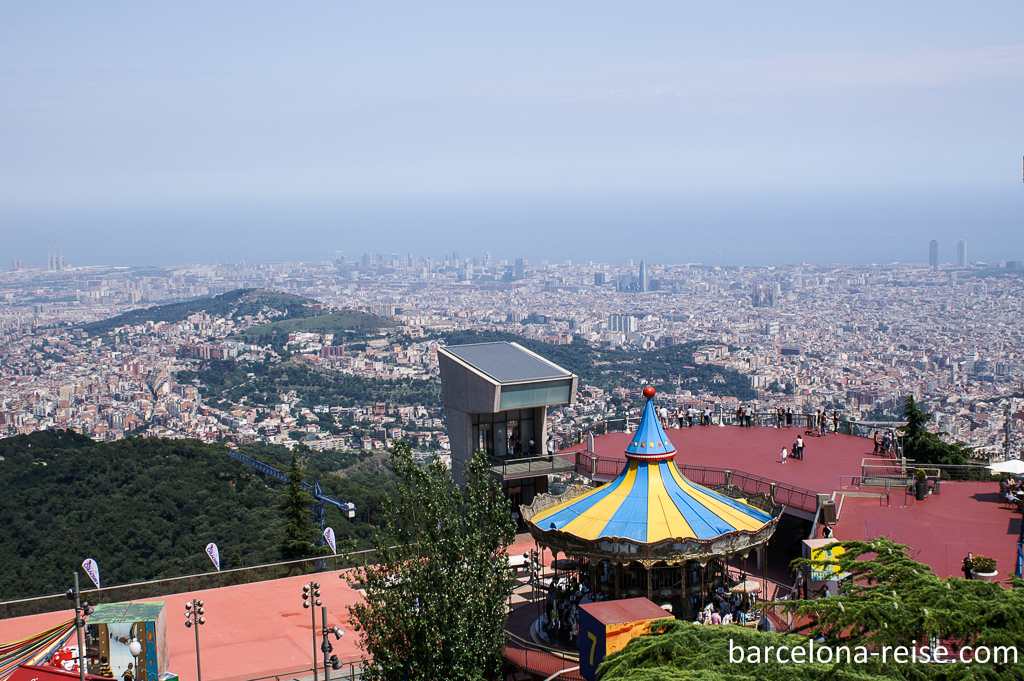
[527,389,773,546]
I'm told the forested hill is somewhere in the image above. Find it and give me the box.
[80,288,320,335]
[0,430,384,601]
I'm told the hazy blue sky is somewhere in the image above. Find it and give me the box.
[2,2,1022,267]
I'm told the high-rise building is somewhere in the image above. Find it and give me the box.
[608,314,637,333]
[957,240,966,267]
[929,240,939,269]
[362,252,372,268]
[594,272,606,285]
[638,259,648,292]
[515,258,525,279]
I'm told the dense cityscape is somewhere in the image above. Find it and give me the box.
[2,246,1021,460]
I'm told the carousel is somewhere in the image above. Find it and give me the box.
[521,386,782,647]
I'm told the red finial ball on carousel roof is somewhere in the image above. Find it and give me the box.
[642,385,656,399]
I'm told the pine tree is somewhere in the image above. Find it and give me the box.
[600,539,1024,679]
[899,396,975,471]
[276,452,321,562]
[347,442,516,681]
[783,538,1024,655]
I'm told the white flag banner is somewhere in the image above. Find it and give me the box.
[82,558,101,590]
[323,527,337,555]
[205,543,221,571]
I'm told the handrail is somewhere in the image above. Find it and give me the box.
[552,414,904,453]
[243,659,365,681]
[572,450,819,514]
[489,454,576,478]
[0,550,378,620]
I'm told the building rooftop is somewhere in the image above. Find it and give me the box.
[441,342,571,384]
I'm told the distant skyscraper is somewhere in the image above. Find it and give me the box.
[957,240,966,267]
[46,241,65,271]
[594,272,606,285]
[362,252,372,268]
[929,240,939,269]
[515,258,525,279]
[638,259,648,292]
[608,314,637,333]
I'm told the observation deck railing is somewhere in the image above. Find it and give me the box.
[488,453,577,480]
[0,550,378,621]
[570,450,819,514]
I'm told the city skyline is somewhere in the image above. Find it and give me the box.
[2,3,1023,267]
[7,230,1014,272]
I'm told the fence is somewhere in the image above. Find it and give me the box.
[555,413,906,452]
[244,660,365,681]
[573,451,819,514]
[0,550,378,621]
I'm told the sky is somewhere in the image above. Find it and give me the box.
[1,2,1022,267]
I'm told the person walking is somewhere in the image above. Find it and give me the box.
[781,446,788,465]
[796,434,804,459]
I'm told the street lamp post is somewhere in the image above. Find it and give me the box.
[302,582,322,681]
[319,606,344,681]
[183,600,205,681]
[65,572,95,681]
[128,637,142,681]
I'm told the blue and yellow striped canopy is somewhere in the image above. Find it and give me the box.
[530,391,772,544]
[531,457,772,543]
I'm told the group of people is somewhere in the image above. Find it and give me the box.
[775,407,795,427]
[1000,478,1022,509]
[807,409,841,436]
[695,586,753,626]
[657,405,714,428]
[781,435,805,464]
[872,430,897,455]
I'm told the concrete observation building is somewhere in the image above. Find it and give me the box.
[438,342,578,507]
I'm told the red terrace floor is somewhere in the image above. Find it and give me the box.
[835,482,1022,581]
[562,424,878,494]
[0,570,367,681]
[0,536,553,681]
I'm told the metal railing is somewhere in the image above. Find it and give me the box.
[572,451,820,514]
[0,550,378,621]
[553,413,906,454]
[243,660,365,681]
[489,454,577,478]
[503,630,585,681]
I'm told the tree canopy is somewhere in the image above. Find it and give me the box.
[0,431,382,600]
[601,538,1024,680]
[347,442,516,681]
[899,396,975,470]
[276,452,323,562]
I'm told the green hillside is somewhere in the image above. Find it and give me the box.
[232,309,395,354]
[0,430,386,601]
[177,357,441,410]
[80,288,320,335]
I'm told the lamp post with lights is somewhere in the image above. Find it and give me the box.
[302,582,322,681]
[128,637,142,681]
[184,600,205,681]
[65,573,95,681]
[319,606,345,681]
